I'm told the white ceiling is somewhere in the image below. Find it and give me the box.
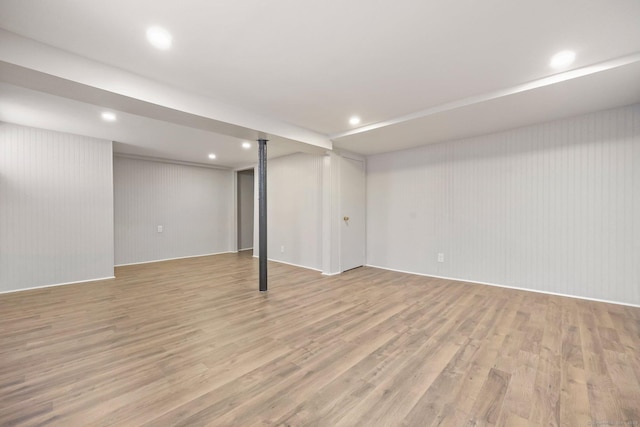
[0,83,314,168]
[0,0,639,164]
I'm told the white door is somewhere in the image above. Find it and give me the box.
[340,157,365,271]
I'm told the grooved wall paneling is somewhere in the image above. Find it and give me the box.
[114,156,233,265]
[237,169,254,251]
[366,104,640,305]
[0,123,114,292]
[255,153,324,270]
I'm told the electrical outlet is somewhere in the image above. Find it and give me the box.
[157,225,163,233]
[437,253,444,263]
[281,245,285,253]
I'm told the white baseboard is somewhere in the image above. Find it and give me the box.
[238,248,253,252]
[0,276,116,295]
[321,271,341,276]
[365,264,640,308]
[115,251,234,267]
[252,255,322,273]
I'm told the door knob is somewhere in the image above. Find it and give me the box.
[343,216,349,221]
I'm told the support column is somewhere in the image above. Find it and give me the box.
[258,138,268,292]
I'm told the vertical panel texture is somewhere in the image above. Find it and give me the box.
[0,122,114,292]
[113,157,233,265]
[261,153,323,270]
[367,104,640,305]
[237,170,254,251]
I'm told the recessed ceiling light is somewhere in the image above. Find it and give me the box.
[549,50,576,69]
[101,112,117,122]
[146,26,172,50]
[349,116,361,125]
[242,142,251,149]
[208,153,216,160]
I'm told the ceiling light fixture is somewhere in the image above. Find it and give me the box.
[146,26,172,50]
[101,112,117,122]
[208,153,216,159]
[349,116,361,125]
[549,50,576,69]
[242,142,251,149]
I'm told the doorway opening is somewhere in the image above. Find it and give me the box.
[237,169,255,254]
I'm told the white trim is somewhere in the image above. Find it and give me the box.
[365,264,640,308]
[252,255,322,272]
[0,276,116,294]
[321,271,341,276]
[115,251,234,267]
[238,248,253,252]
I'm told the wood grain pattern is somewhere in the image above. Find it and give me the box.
[1,252,639,426]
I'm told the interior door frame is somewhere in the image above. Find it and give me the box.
[234,167,255,253]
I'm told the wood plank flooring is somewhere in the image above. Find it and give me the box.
[1,252,639,426]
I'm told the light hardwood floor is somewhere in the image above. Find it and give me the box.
[1,252,639,426]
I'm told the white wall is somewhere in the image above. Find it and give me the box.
[322,152,341,274]
[367,104,640,306]
[0,123,114,292]
[237,169,254,251]
[255,152,324,271]
[114,156,233,265]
